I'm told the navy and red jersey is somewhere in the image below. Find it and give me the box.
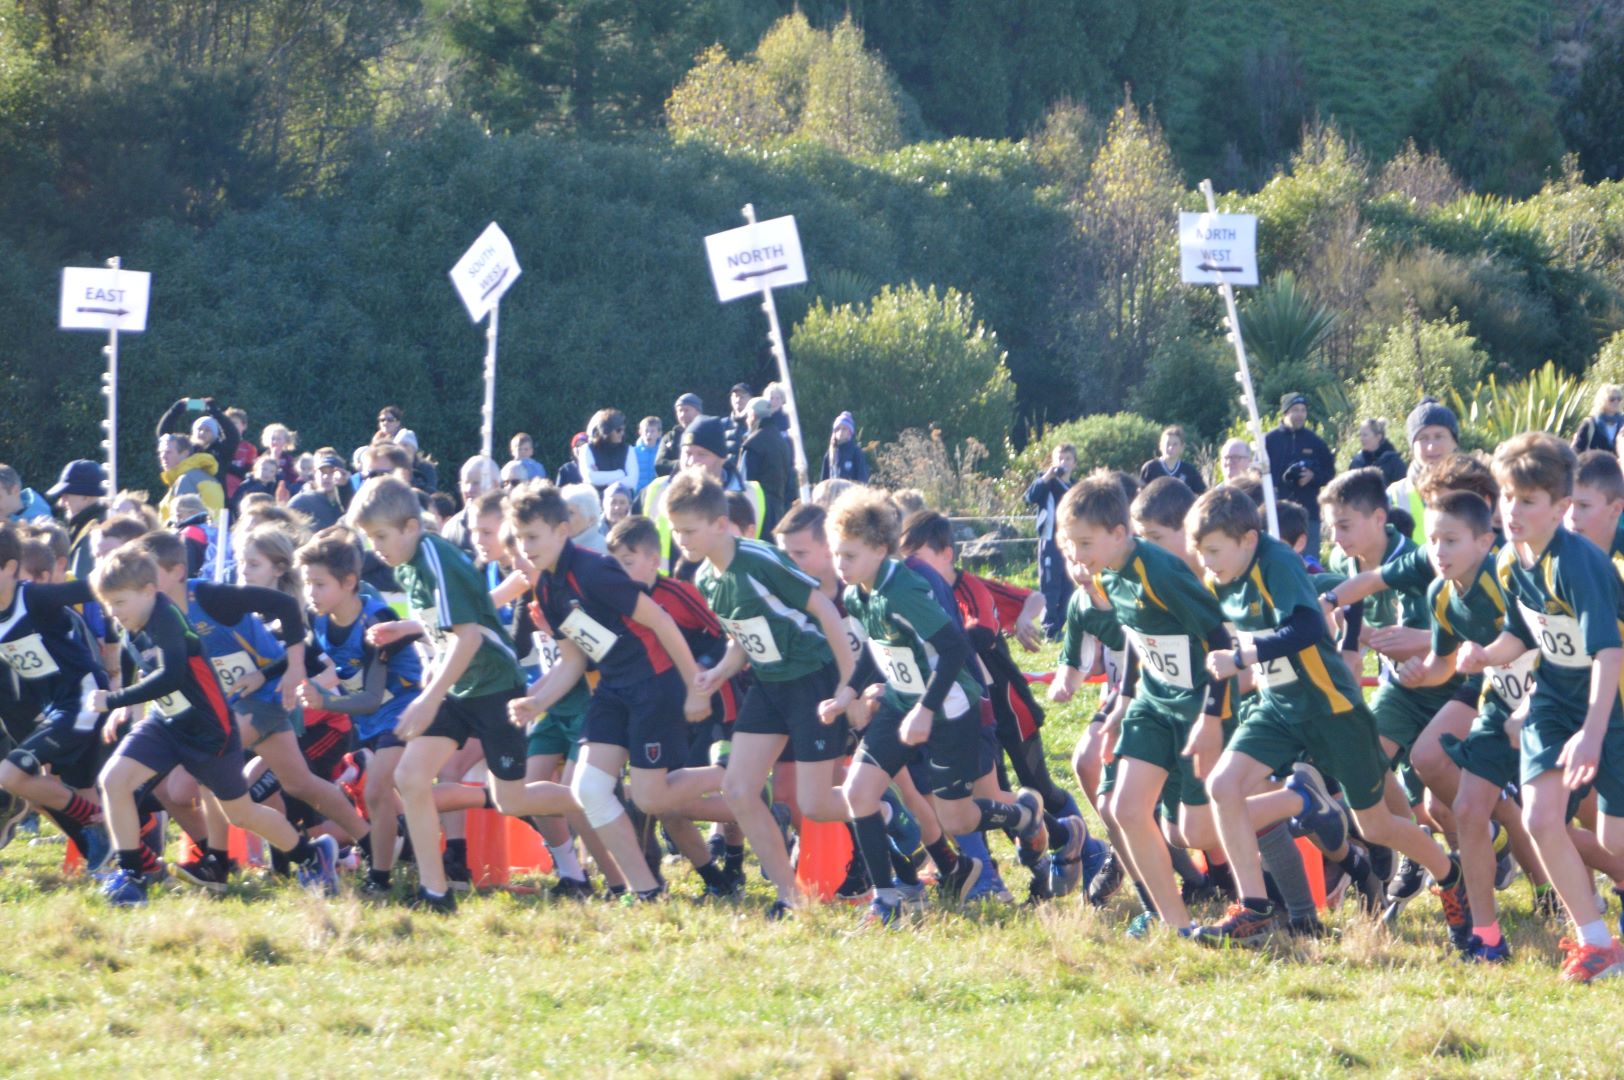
[107,593,234,753]
[537,540,673,687]
[651,574,737,723]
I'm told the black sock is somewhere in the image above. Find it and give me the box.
[1436,856,1461,889]
[288,836,314,865]
[1338,845,1370,877]
[606,883,627,899]
[356,833,373,862]
[271,846,293,877]
[368,868,391,889]
[889,847,920,886]
[696,859,727,888]
[206,845,230,867]
[973,797,1026,832]
[724,843,744,875]
[636,886,663,901]
[446,837,468,865]
[853,812,897,890]
[42,808,86,850]
[116,848,144,875]
[1133,879,1157,915]
[1243,896,1274,914]
[925,837,959,875]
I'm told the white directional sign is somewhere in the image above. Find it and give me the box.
[704,215,807,303]
[59,266,150,332]
[449,222,521,322]
[1179,212,1258,286]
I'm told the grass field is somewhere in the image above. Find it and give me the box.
[2,641,1621,1078]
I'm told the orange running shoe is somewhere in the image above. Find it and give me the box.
[1558,937,1624,983]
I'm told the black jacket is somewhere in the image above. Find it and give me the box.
[1263,422,1335,516]
[821,440,869,483]
[1347,440,1408,485]
[655,426,686,477]
[1573,415,1624,456]
[740,427,792,533]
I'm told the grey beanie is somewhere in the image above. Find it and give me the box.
[1405,397,1459,445]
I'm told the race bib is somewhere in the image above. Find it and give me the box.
[720,615,784,665]
[533,632,563,674]
[153,691,189,718]
[559,607,618,664]
[843,614,867,660]
[1125,629,1193,690]
[209,650,256,695]
[0,634,59,678]
[1486,649,1538,706]
[1518,604,1587,669]
[1238,632,1297,689]
[869,639,926,695]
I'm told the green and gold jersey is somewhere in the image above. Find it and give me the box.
[1498,527,1624,724]
[844,559,979,715]
[1072,538,1228,721]
[1213,533,1363,717]
[1429,546,1531,719]
[697,539,832,683]
[396,532,524,698]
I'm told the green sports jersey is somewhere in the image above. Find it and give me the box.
[1336,525,1464,707]
[1213,533,1364,717]
[844,558,979,715]
[396,532,524,698]
[1061,584,1125,669]
[1072,538,1227,721]
[1428,546,1531,718]
[1328,525,1414,630]
[697,538,831,682]
[1498,527,1624,724]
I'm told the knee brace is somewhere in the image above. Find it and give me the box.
[572,764,624,829]
[250,771,283,804]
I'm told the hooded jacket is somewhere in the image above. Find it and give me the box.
[159,452,225,524]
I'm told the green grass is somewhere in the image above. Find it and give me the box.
[1168,0,1555,173]
[1,642,1621,1077]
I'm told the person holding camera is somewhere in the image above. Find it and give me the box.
[1024,443,1076,639]
[1263,392,1334,555]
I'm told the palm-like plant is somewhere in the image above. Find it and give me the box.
[1237,270,1340,369]
[1448,361,1586,445]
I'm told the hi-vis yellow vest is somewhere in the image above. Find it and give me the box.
[643,474,765,572]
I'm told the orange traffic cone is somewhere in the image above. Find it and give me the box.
[795,817,853,902]
[464,808,511,888]
[1295,836,1328,910]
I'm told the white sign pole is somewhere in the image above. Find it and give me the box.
[739,205,811,502]
[1196,180,1278,538]
[102,257,121,497]
[481,302,499,462]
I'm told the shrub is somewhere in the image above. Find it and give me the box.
[871,428,999,515]
[1450,361,1587,446]
[788,284,1016,468]
[1127,329,1240,444]
[1352,318,1487,436]
[1000,412,1161,509]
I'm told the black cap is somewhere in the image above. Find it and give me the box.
[675,392,702,410]
[731,382,752,395]
[682,416,730,460]
[1280,392,1309,414]
[47,459,105,499]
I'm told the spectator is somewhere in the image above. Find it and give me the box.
[440,455,501,556]
[1572,383,1624,456]
[739,397,792,534]
[821,411,869,483]
[1347,417,1407,484]
[724,382,753,463]
[632,416,661,493]
[0,463,52,524]
[393,430,438,494]
[1023,443,1076,639]
[555,432,587,487]
[499,459,531,490]
[261,422,300,489]
[1263,392,1334,554]
[224,407,257,491]
[374,404,415,453]
[763,381,792,433]
[232,456,280,510]
[155,396,242,497]
[1138,424,1207,494]
[1387,398,1460,543]
[656,392,702,477]
[603,481,634,530]
[286,448,353,530]
[561,483,608,554]
[506,432,548,483]
[1218,437,1254,483]
[576,408,637,496]
[46,459,106,581]
[156,432,224,525]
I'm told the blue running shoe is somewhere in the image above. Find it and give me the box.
[966,858,1010,903]
[101,869,148,908]
[862,896,902,927]
[1463,934,1512,963]
[297,835,341,897]
[82,824,114,876]
[1287,762,1349,854]
[1051,852,1083,897]
[1126,911,1155,939]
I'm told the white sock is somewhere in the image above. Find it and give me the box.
[547,841,585,881]
[1578,919,1612,949]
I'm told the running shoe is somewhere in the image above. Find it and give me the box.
[1194,902,1277,948]
[1559,937,1624,983]
[1287,763,1349,854]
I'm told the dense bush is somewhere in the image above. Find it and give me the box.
[1351,318,1488,434]
[788,284,1016,466]
[1001,412,1162,509]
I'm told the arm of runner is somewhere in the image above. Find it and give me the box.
[508,638,589,727]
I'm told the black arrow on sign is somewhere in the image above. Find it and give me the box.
[77,306,129,316]
[1196,263,1243,274]
[733,265,788,281]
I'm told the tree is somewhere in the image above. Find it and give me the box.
[799,18,903,156]
[1411,49,1565,198]
[1352,317,1487,431]
[1560,21,1624,183]
[665,44,791,148]
[789,284,1016,464]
